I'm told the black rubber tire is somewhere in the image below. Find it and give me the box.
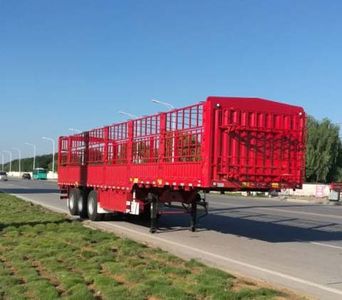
[77,189,88,219]
[68,188,79,216]
[87,190,103,221]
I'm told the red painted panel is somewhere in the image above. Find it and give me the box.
[98,189,128,212]
[207,97,305,189]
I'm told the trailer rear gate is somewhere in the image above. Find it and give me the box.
[58,97,305,231]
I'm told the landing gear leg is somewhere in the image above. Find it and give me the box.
[190,199,197,232]
[149,193,158,233]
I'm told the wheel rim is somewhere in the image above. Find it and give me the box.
[88,197,94,215]
[69,194,75,209]
[78,197,83,212]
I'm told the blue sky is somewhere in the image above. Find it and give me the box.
[1,0,341,159]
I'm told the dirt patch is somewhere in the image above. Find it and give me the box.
[88,284,103,300]
[232,278,259,292]
[100,264,134,288]
[0,255,26,284]
[31,259,65,295]
[148,297,161,300]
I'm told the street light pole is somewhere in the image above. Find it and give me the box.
[1,152,4,171]
[12,148,22,175]
[118,111,138,119]
[3,150,12,173]
[151,98,176,162]
[25,143,36,171]
[42,137,56,173]
[68,128,82,134]
[151,99,175,110]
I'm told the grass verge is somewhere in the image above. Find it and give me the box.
[0,193,295,300]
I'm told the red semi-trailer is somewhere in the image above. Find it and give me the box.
[58,96,306,232]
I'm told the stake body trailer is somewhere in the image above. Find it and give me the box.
[58,97,306,232]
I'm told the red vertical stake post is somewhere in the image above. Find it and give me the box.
[58,137,62,166]
[127,121,134,165]
[159,113,167,166]
[84,132,89,165]
[202,101,212,187]
[104,126,109,164]
[212,105,221,182]
[173,111,178,162]
[102,127,109,185]
[67,137,72,165]
[300,112,306,186]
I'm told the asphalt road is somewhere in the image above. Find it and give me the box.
[1,178,342,299]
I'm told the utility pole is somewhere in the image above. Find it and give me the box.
[68,128,82,134]
[1,153,4,171]
[25,143,37,171]
[3,150,12,173]
[151,99,175,110]
[151,98,176,162]
[118,111,138,119]
[42,137,56,173]
[12,148,22,175]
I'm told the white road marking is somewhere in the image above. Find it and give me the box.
[261,207,342,220]
[310,242,342,250]
[216,202,342,220]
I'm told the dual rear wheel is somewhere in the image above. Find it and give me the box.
[67,188,81,216]
[68,188,103,221]
[87,190,103,221]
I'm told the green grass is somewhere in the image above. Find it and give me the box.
[0,193,292,300]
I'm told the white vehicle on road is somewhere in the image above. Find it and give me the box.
[0,171,8,181]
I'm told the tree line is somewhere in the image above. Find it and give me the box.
[1,154,56,173]
[306,117,342,183]
[1,116,341,183]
